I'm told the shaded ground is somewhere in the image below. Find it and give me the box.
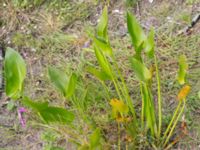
[0,0,200,149]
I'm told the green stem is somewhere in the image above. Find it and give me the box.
[154,54,162,138]
[111,55,137,122]
[147,84,157,137]
[163,99,185,147]
[112,75,124,101]
[162,101,182,141]
[101,81,111,100]
[140,82,145,128]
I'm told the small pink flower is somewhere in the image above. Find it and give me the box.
[18,107,27,127]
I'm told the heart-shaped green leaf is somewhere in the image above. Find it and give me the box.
[4,47,26,99]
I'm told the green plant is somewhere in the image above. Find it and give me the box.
[85,6,191,149]
[4,6,191,150]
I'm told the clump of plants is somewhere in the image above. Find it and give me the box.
[4,6,191,149]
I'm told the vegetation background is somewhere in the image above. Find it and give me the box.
[0,0,200,149]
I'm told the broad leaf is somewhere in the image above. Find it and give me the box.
[86,66,111,81]
[177,55,188,85]
[144,28,155,58]
[4,47,26,99]
[97,6,108,41]
[23,97,74,124]
[48,67,68,97]
[127,12,146,51]
[66,73,77,98]
[40,106,74,124]
[89,128,101,149]
[130,57,151,82]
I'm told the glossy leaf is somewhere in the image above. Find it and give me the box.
[23,97,74,124]
[97,6,108,41]
[89,128,101,149]
[130,57,151,82]
[48,67,68,97]
[86,66,111,81]
[144,28,155,58]
[127,12,146,51]
[4,47,26,99]
[177,55,188,85]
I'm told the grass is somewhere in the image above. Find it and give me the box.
[0,0,200,149]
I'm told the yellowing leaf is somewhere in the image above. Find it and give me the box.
[116,116,132,123]
[177,85,191,101]
[110,99,129,118]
